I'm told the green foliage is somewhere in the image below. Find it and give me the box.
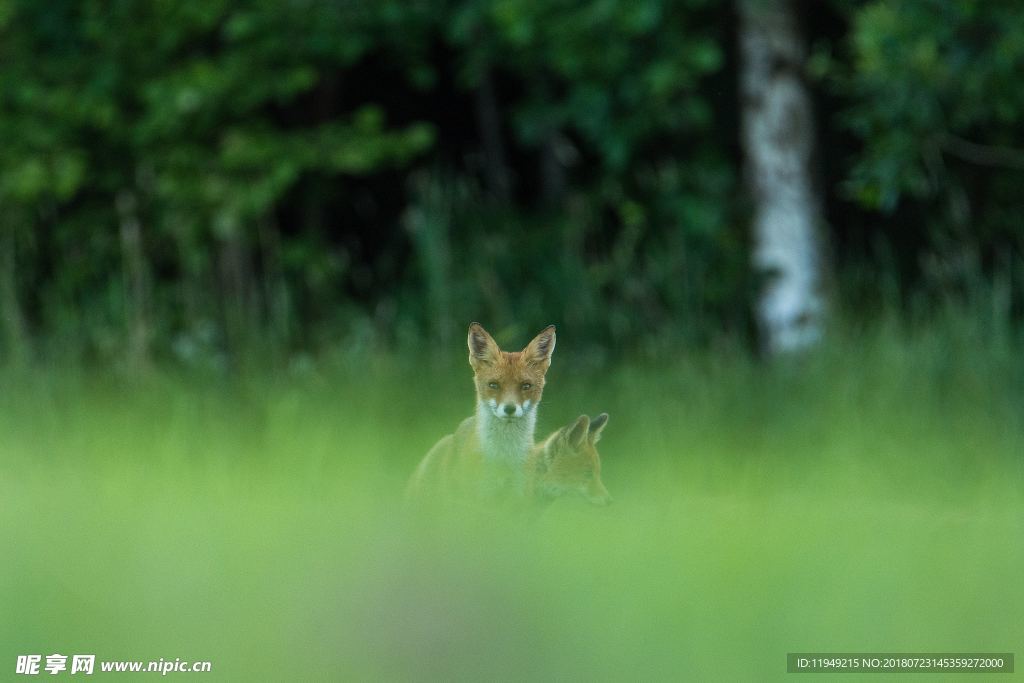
[835,1,1024,210]
[0,0,1022,364]
[0,0,440,363]
[449,0,722,169]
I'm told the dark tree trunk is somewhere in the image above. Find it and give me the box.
[219,230,258,360]
[475,66,511,203]
[406,176,453,349]
[116,190,152,369]
[0,225,29,366]
[257,217,290,348]
[539,128,567,205]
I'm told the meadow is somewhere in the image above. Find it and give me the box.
[1,320,1021,680]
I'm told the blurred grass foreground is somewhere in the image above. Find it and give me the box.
[1,321,1021,680]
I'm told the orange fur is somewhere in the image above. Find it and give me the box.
[406,322,556,502]
[525,414,611,506]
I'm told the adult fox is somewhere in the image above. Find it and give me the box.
[407,322,556,501]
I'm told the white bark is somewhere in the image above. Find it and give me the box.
[738,0,825,353]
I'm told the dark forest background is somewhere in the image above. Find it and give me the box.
[1,0,1022,368]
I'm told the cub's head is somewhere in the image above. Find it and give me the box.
[468,322,556,421]
[531,413,611,505]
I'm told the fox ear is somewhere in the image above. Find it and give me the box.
[523,324,556,368]
[567,415,590,449]
[588,413,609,443]
[468,323,500,367]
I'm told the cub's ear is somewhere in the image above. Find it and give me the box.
[523,324,556,368]
[468,323,500,368]
[567,414,590,449]
[588,413,609,443]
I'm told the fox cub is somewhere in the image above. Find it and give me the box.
[407,322,556,501]
[526,413,611,506]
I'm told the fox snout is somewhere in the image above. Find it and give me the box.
[488,397,530,419]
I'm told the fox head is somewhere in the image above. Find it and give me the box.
[529,413,611,505]
[468,323,556,421]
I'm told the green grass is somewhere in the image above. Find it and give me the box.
[1,326,1022,680]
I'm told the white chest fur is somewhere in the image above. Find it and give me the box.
[475,401,535,464]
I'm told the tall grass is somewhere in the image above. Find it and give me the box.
[1,321,1021,680]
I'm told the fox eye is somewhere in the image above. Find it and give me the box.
[521,382,531,390]
[487,381,499,389]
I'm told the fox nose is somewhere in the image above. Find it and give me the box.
[503,404,516,416]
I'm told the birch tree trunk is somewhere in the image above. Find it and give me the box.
[738,0,826,354]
